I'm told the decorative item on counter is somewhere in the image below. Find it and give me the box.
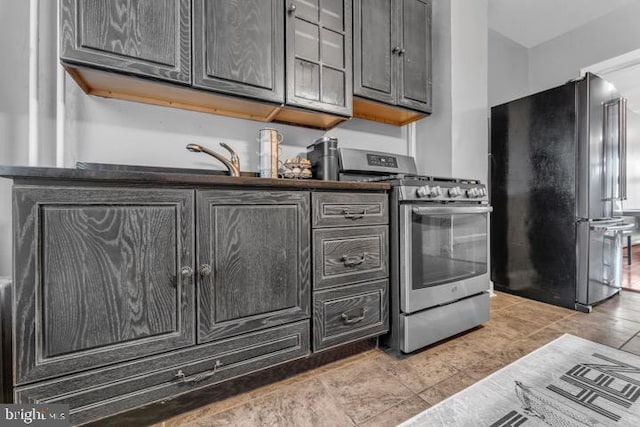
[306,136,339,180]
[258,128,282,178]
[279,157,312,179]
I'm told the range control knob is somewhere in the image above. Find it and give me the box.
[448,186,462,197]
[466,188,479,198]
[430,186,441,197]
[416,185,430,198]
[477,187,486,197]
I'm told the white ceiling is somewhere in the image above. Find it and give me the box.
[489,0,639,48]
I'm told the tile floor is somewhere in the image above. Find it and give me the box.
[623,244,640,291]
[156,288,640,427]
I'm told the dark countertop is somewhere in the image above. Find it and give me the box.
[0,165,390,191]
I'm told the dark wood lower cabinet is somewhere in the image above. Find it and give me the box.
[310,192,390,351]
[196,190,311,343]
[313,280,388,351]
[15,322,310,425]
[12,186,195,385]
[6,182,388,425]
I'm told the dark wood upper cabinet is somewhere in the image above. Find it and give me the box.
[353,0,395,104]
[60,0,191,84]
[60,0,433,128]
[196,190,311,343]
[13,187,195,385]
[353,0,432,123]
[284,0,353,117]
[193,0,285,103]
[397,0,432,112]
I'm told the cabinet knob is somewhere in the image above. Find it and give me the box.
[199,264,212,277]
[392,46,400,55]
[398,48,406,56]
[288,3,296,13]
[181,266,194,278]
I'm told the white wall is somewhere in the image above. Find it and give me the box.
[626,110,640,210]
[450,0,488,182]
[416,0,489,183]
[415,0,453,177]
[0,0,30,276]
[488,30,530,107]
[529,1,640,93]
[0,1,420,276]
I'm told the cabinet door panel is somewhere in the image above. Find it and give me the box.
[321,0,345,32]
[353,0,395,104]
[197,191,310,343]
[294,60,321,101]
[322,29,345,69]
[322,67,346,106]
[296,0,320,21]
[193,0,284,103]
[295,19,321,62]
[13,187,194,385]
[286,0,352,116]
[42,205,178,358]
[60,0,191,83]
[398,0,432,112]
[214,206,299,322]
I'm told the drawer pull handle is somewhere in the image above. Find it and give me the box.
[342,252,367,267]
[341,309,366,325]
[175,360,223,385]
[342,208,368,219]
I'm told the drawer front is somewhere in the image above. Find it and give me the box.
[15,322,310,426]
[314,280,388,351]
[312,192,388,228]
[314,226,388,289]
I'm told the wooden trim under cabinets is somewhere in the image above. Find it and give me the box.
[353,97,426,126]
[66,66,281,122]
[65,65,350,130]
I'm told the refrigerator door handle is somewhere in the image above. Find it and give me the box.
[620,97,628,201]
[603,97,627,201]
[590,223,634,233]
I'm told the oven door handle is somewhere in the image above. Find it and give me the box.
[412,206,493,215]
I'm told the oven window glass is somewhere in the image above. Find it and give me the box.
[411,212,488,289]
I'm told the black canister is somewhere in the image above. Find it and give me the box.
[307,136,339,180]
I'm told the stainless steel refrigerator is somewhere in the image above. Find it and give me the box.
[490,72,632,312]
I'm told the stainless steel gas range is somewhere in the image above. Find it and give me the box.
[339,148,492,354]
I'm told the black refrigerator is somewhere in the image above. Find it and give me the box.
[490,72,632,311]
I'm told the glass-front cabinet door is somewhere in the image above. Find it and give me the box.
[285,0,352,116]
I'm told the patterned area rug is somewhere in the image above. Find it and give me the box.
[400,334,640,426]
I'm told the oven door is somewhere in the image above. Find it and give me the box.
[400,204,492,314]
